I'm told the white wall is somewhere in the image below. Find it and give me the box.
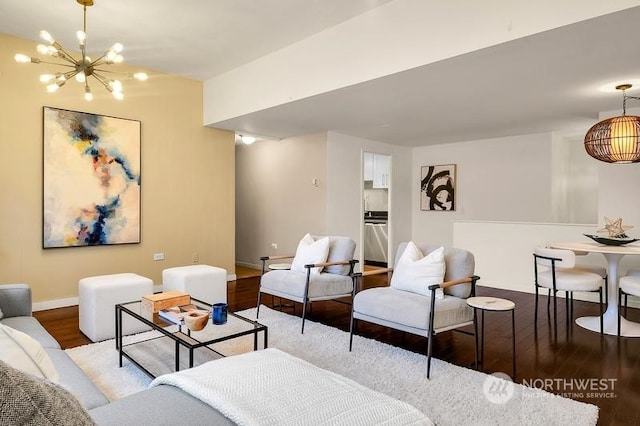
[412,132,555,246]
[235,133,327,268]
[327,132,412,268]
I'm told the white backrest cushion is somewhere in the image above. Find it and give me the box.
[390,242,445,297]
[0,323,59,381]
[534,247,576,269]
[291,234,330,275]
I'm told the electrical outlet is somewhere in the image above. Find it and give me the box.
[192,252,199,263]
[153,252,165,261]
[271,243,278,250]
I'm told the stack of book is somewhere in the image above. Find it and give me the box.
[158,304,201,325]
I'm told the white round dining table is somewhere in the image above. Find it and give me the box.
[549,241,640,337]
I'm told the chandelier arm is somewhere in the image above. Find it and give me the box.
[91,72,112,92]
[34,61,77,68]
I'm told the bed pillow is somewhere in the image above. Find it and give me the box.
[390,242,445,298]
[0,323,59,382]
[0,361,94,426]
[291,233,330,275]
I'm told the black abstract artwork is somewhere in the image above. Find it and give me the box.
[420,164,456,211]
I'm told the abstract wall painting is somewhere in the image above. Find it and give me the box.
[43,107,141,248]
[420,164,456,211]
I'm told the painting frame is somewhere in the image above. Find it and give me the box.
[420,164,456,211]
[43,106,141,248]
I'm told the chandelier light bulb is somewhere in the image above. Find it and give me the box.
[133,72,148,81]
[14,54,31,63]
[84,86,93,101]
[109,79,123,92]
[37,44,49,55]
[39,30,54,44]
[112,91,124,100]
[46,83,61,93]
[75,72,86,83]
[111,43,123,53]
[39,74,55,83]
[76,30,86,45]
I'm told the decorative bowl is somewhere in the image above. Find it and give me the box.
[583,234,639,246]
[184,310,209,331]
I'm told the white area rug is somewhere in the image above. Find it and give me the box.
[65,306,598,425]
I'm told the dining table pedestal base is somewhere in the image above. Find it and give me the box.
[576,313,640,337]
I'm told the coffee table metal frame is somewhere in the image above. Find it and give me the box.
[115,297,268,378]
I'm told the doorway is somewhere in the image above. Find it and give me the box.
[363,152,390,267]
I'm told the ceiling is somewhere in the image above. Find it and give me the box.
[2,1,640,146]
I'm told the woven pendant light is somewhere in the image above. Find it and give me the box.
[584,84,640,163]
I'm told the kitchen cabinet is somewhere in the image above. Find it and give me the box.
[364,152,390,188]
[372,154,389,188]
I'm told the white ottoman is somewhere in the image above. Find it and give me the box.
[162,265,227,305]
[79,273,154,342]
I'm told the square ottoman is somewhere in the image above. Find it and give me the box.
[79,273,154,342]
[162,265,227,305]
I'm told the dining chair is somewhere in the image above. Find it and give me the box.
[533,247,605,334]
[618,275,640,336]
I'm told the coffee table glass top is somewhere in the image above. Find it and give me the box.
[116,297,267,377]
[119,297,263,345]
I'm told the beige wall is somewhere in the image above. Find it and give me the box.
[235,134,327,268]
[0,33,235,304]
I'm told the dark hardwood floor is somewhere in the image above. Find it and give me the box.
[34,271,640,425]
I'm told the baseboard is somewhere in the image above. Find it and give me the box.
[236,261,262,270]
[33,278,238,312]
[33,297,79,312]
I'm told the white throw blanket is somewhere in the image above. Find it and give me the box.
[150,348,432,426]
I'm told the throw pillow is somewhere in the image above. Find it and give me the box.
[290,233,330,275]
[0,361,95,426]
[0,323,59,382]
[390,242,445,298]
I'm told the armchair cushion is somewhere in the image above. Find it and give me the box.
[390,242,445,298]
[324,237,357,275]
[353,287,473,331]
[394,243,474,298]
[260,270,354,300]
[290,234,330,274]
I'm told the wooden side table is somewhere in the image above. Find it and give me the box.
[467,296,516,380]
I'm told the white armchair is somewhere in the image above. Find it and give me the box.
[257,235,358,333]
[349,242,480,378]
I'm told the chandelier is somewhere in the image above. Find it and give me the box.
[14,0,147,101]
[584,84,640,163]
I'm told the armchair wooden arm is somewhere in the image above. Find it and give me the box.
[260,254,295,274]
[259,254,295,261]
[428,275,480,291]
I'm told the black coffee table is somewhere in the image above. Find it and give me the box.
[115,297,267,378]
